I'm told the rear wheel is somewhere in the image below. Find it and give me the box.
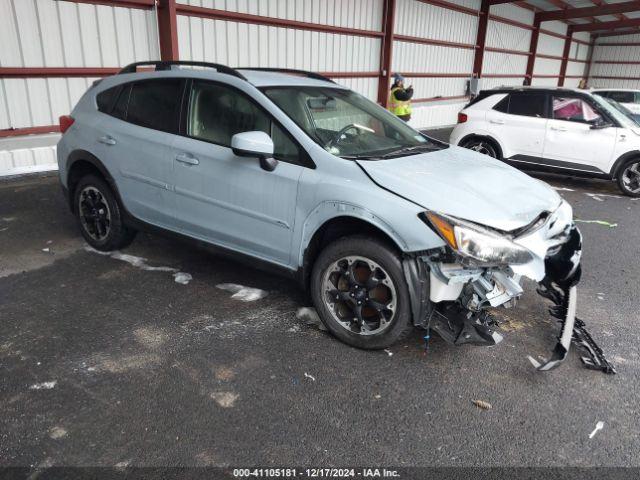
[462,138,500,159]
[73,175,136,251]
[617,159,640,197]
[310,236,413,349]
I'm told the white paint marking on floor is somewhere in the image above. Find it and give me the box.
[552,187,575,192]
[216,283,268,301]
[41,248,50,252]
[384,349,393,356]
[30,381,57,390]
[589,421,604,439]
[85,246,191,285]
[173,272,192,285]
[585,193,623,200]
[304,372,316,382]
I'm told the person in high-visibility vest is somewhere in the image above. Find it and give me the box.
[388,73,414,122]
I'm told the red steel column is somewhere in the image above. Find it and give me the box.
[157,0,179,61]
[472,0,490,78]
[524,13,541,85]
[378,0,396,107]
[558,25,573,86]
[584,34,596,86]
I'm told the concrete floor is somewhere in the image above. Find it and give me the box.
[1,143,640,469]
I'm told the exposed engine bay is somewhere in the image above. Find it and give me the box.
[404,204,616,374]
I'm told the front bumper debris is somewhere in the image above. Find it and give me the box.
[404,224,615,373]
[532,225,615,374]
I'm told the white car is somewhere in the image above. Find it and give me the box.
[450,87,640,196]
[592,88,640,115]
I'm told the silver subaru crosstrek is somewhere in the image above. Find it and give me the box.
[57,61,595,372]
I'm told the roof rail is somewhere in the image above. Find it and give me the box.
[118,61,247,80]
[236,67,336,84]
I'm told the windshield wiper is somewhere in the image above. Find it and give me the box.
[377,144,439,159]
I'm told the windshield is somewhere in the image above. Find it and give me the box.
[591,93,639,129]
[262,86,445,159]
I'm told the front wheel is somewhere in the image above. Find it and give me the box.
[462,138,499,159]
[617,159,640,197]
[310,236,413,349]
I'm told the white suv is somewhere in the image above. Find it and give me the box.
[450,87,640,196]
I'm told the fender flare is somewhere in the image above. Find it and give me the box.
[65,150,124,212]
[609,150,640,178]
[297,201,409,267]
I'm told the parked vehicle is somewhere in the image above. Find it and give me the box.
[592,88,640,115]
[451,87,640,197]
[57,62,584,370]
[598,95,640,126]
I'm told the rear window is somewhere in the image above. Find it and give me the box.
[126,79,182,134]
[494,93,546,118]
[607,91,635,104]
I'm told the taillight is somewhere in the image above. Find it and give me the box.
[457,112,468,124]
[59,115,75,134]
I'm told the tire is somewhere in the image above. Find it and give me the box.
[73,174,136,251]
[462,137,500,159]
[616,158,640,197]
[310,236,413,350]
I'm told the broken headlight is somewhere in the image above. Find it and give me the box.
[424,212,534,265]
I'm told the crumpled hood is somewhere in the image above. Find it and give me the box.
[358,146,562,231]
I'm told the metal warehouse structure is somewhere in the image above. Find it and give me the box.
[1,0,640,176]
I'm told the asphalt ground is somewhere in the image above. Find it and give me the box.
[1,131,639,471]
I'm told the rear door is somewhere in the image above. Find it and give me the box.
[97,78,184,228]
[486,91,548,159]
[170,80,307,267]
[542,94,616,174]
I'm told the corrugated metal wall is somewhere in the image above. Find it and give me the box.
[590,33,640,89]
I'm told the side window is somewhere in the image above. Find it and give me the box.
[552,96,602,124]
[126,79,182,134]
[111,84,131,121]
[507,93,546,118]
[96,86,119,113]
[187,81,302,164]
[609,91,634,103]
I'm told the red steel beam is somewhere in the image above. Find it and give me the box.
[323,71,379,78]
[594,60,640,64]
[394,34,476,50]
[415,0,477,16]
[175,3,384,38]
[60,0,154,9]
[158,0,179,60]
[377,0,396,107]
[591,75,640,80]
[473,0,491,78]
[524,14,541,85]
[573,18,640,32]
[0,67,119,78]
[0,125,61,138]
[538,1,640,22]
[596,29,640,38]
[558,25,573,86]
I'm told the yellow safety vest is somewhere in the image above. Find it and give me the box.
[388,87,412,116]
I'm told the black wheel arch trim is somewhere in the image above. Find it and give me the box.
[610,150,640,178]
[65,150,126,215]
[457,133,503,158]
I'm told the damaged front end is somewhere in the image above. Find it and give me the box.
[404,201,615,374]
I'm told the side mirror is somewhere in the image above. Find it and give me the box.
[231,131,278,171]
[590,119,613,130]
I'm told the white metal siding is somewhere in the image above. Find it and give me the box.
[394,0,479,44]
[590,34,640,89]
[176,0,384,31]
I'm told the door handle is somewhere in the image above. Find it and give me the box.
[550,125,567,132]
[489,119,505,125]
[175,153,200,166]
[98,135,116,146]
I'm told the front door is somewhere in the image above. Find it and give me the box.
[171,80,306,267]
[543,95,616,174]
